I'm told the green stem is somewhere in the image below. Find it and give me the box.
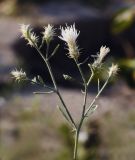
[74,59,86,84]
[57,89,77,129]
[73,59,88,159]
[73,116,84,160]
[73,77,111,160]
[87,64,94,86]
[46,42,50,59]
[45,59,57,90]
[45,59,76,129]
[74,130,79,160]
[74,59,87,116]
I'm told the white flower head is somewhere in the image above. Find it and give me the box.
[108,64,119,77]
[20,24,30,39]
[43,24,55,43]
[92,46,110,68]
[11,69,27,82]
[99,46,110,61]
[28,32,38,47]
[20,24,38,47]
[59,24,80,59]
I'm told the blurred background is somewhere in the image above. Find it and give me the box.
[0,0,135,160]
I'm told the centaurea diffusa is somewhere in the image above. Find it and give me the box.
[108,63,119,77]
[92,46,110,68]
[59,24,80,59]
[12,23,118,160]
[11,69,27,82]
[42,24,55,43]
[20,24,38,47]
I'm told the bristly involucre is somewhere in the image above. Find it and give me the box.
[108,64,119,77]
[20,24,30,39]
[42,24,55,43]
[92,46,110,69]
[11,69,27,82]
[20,24,38,47]
[59,24,80,59]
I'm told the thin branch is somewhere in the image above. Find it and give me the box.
[87,64,94,86]
[75,59,86,84]
[48,44,60,60]
[46,42,50,59]
[78,57,89,66]
[84,76,110,117]
[39,38,44,49]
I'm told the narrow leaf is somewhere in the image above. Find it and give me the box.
[48,44,60,59]
[79,57,89,65]
[37,75,44,84]
[33,91,54,94]
[57,105,70,122]
[57,105,74,128]
[31,77,37,84]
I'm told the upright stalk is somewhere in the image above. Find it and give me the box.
[73,59,88,160]
[74,129,79,160]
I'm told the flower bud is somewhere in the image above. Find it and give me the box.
[63,74,72,81]
[42,24,55,43]
[108,64,119,77]
[92,46,110,69]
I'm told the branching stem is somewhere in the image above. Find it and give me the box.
[29,38,110,160]
[32,42,77,129]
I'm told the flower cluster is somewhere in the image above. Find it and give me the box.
[17,23,119,81]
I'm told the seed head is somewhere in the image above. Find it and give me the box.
[108,64,119,77]
[92,46,110,68]
[11,69,27,82]
[20,24,38,47]
[59,24,80,59]
[28,32,38,47]
[20,24,30,39]
[99,46,110,61]
[42,24,55,43]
